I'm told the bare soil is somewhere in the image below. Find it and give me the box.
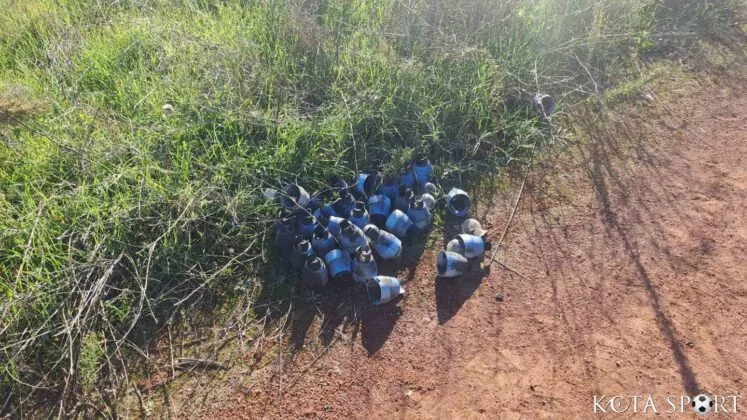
[151,71,747,419]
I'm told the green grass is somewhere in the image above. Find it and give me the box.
[0,0,741,415]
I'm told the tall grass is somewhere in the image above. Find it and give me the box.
[0,0,741,415]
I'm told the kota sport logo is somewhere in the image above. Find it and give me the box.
[593,394,742,415]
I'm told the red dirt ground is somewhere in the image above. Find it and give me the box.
[156,70,746,419]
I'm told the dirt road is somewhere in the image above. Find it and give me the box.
[169,71,746,419]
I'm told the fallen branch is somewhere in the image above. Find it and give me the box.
[173,357,228,371]
[487,165,530,267]
[493,261,532,282]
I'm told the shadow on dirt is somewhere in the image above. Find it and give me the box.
[575,101,702,395]
[515,84,729,396]
[434,272,484,325]
[289,304,319,352]
[263,231,427,359]
[360,298,404,355]
[282,285,405,357]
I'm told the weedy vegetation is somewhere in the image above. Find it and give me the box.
[0,0,742,416]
